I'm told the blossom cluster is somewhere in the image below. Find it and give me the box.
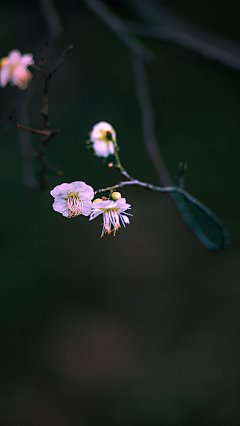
[0,48,132,237]
[50,121,132,237]
[50,180,131,237]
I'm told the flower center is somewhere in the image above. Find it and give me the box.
[98,129,114,145]
[66,192,83,218]
[100,207,120,213]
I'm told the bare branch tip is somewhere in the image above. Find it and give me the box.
[42,41,50,50]
[9,116,18,127]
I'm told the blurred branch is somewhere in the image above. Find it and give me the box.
[131,54,171,186]
[0,0,64,192]
[82,0,154,61]
[126,0,240,72]
[35,43,73,189]
[10,44,73,190]
[15,107,38,191]
[9,116,59,136]
[39,43,73,130]
[38,0,63,39]
[95,178,229,251]
[130,53,229,251]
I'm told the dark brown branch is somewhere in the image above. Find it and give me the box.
[37,44,73,188]
[10,116,59,137]
[1,1,65,192]
[46,44,73,80]
[82,0,154,61]
[40,44,73,129]
[15,107,38,191]
[39,41,49,73]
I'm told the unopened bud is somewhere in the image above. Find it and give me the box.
[111,191,121,201]
[93,198,102,203]
[108,162,114,168]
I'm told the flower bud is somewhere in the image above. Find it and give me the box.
[108,162,114,168]
[93,198,102,203]
[111,191,121,201]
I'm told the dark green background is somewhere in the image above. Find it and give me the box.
[1,1,240,425]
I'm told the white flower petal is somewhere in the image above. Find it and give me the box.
[50,183,70,197]
[8,50,22,63]
[82,204,92,216]
[74,182,94,199]
[81,187,94,199]
[21,54,34,65]
[0,64,11,87]
[61,210,69,217]
[108,142,114,155]
[122,215,130,224]
[93,140,110,158]
[92,200,113,209]
[91,121,113,139]
[89,209,103,220]
[52,200,66,213]
[71,181,87,193]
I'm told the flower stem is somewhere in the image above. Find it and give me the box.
[95,178,229,251]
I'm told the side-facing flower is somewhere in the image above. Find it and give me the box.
[50,181,94,218]
[90,121,116,158]
[90,197,131,237]
[0,49,34,90]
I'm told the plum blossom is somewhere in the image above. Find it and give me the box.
[90,121,116,158]
[0,49,34,90]
[90,197,131,237]
[50,181,94,218]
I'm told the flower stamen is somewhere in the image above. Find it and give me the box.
[66,192,83,218]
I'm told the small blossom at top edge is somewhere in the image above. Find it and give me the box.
[0,49,34,90]
[89,121,116,158]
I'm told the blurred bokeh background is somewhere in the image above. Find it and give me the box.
[1,0,240,425]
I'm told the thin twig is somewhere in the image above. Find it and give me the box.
[15,107,38,191]
[9,44,72,190]
[95,178,229,251]
[1,0,64,191]
[46,44,73,80]
[36,44,73,188]
[47,164,63,176]
[39,41,49,73]
[40,44,73,129]
[10,116,59,136]
[82,0,154,61]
